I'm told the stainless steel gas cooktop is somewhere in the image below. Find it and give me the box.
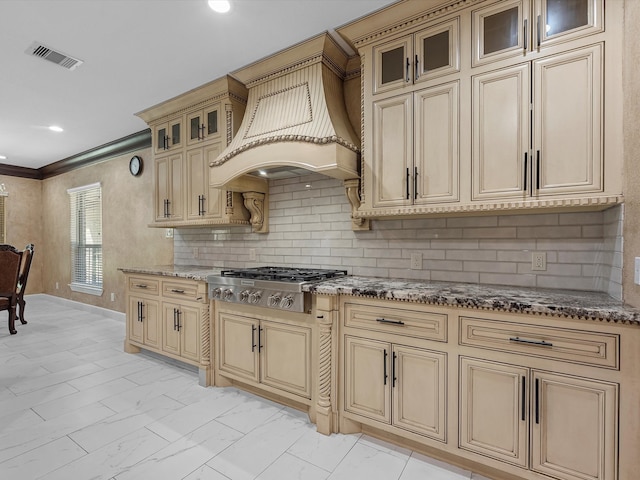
[207,267,347,312]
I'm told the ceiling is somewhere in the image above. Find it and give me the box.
[0,0,397,171]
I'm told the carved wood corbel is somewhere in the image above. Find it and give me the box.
[344,178,370,231]
[242,191,269,233]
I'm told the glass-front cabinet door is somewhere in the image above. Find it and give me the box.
[187,104,220,147]
[414,18,460,84]
[153,117,182,155]
[535,0,603,48]
[373,37,411,95]
[472,0,529,67]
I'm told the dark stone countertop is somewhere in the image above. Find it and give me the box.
[303,276,640,325]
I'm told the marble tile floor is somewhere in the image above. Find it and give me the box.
[0,295,492,480]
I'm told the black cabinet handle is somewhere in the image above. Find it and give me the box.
[139,302,145,322]
[509,336,553,347]
[521,376,526,421]
[406,168,410,199]
[376,317,405,326]
[137,301,141,322]
[537,15,541,48]
[535,378,540,424]
[173,308,178,331]
[134,284,148,289]
[392,351,397,388]
[523,19,528,52]
[415,54,419,80]
[251,325,257,352]
[523,152,528,192]
[406,57,410,82]
[176,310,181,332]
[383,349,388,385]
[536,150,541,190]
[170,289,185,294]
[258,326,263,352]
[414,166,418,200]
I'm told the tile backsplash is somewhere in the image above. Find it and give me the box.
[175,173,623,300]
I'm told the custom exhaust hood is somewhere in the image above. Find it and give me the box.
[209,32,369,232]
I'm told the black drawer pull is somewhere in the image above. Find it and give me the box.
[376,318,405,326]
[509,336,553,347]
[134,284,148,288]
[170,289,185,294]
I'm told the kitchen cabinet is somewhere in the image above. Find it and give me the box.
[472,44,602,200]
[340,298,448,443]
[124,273,211,386]
[152,115,183,155]
[460,357,617,480]
[217,310,312,399]
[136,75,254,228]
[471,0,603,67]
[154,152,184,222]
[186,103,220,147]
[344,336,447,441]
[370,80,459,208]
[373,16,459,95]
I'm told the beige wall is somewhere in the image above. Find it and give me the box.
[623,0,640,307]
[0,175,44,294]
[40,147,173,313]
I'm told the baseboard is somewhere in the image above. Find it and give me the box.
[26,294,125,323]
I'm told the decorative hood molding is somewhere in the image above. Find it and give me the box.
[209,32,360,187]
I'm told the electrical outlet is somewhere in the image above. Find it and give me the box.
[55,282,59,290]
[410,252,422,270]
[110,293,115,302]
[635,257,640,285]
[165,228,174,238]
[531,252,547,271]
[249,248,257,261]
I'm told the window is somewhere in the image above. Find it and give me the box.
[68,183,103,295]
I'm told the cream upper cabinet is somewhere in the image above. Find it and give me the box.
[154,152,184,222]
[371,80,460,208]
[186,142,225,221]
[152,116,183,155]
[472,0,603,67]
[373,17,460,95]
[460,357,618,480]
[473,43,602,201]
[186,103,220,147]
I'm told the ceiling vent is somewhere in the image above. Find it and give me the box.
[25,42,83,70]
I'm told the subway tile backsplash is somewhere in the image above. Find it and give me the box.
[175,173,624,300]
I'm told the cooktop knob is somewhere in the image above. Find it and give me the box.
[223,289,234,301]
[240,290,250,302]
[268,293,281,308]
[280,294,294,309]
[249,291,262,304]
[212,287,222,299]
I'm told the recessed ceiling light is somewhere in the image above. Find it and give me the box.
[208,0,230,13]
[49,125,64,132]
[258,170,268,176]
[0,155,6,160]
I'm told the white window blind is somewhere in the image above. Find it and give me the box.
[68,183,103,295]
[0,196,5,244]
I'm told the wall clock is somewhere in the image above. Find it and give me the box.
[129,155,143,176]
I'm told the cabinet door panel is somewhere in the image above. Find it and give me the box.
[472,0,529,66]
[414,18,460,83]
[186,149,205,221]
[142,299,160,349]
[393,345,446,441]
[414,81,459,204]
[154,156,170,222]
[162,303,181,356]
[372,95,412,208]
[179,304,201,363]
[204,142,224,219]
[169,154,183,221]
[472,63,530,200]
[344,336,390,424]
[531,371,617,480]
[536,0,603,47]
[534,44,602,195]
[260,321,311,398]
[373,37,411,94]
[459,357,529,468]
[217,313,259,382]
[128,296,144,344]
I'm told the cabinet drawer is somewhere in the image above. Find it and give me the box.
[162,280,200,301]
[459,317,619,369]
[128,276,159,295]
[344,302,447,342]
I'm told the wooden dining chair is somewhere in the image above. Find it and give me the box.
[16,244,34,325]
[0,244,23,335]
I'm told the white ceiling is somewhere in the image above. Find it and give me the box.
[0,0,397,170]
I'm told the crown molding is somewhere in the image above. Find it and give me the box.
[0,129,152,180]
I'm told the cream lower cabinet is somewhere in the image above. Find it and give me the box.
[344,336,447,441]
[124,273,211,386]
[460,357,617,480]
[217,310,312,399]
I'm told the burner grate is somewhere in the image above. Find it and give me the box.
[221,267,347,283]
